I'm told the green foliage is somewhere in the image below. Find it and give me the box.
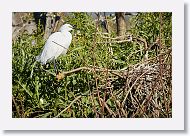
[130,12,172,46]
[12,12,172,118]
[12,13,98,118]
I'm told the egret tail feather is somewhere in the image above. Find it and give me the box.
[36,55,41,62]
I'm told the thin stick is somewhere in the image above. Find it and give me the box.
[97,35,148,50]
[42,49,171,78]
[122,69,149,108]
[159,12,168,117]
[97,39,132,44]
[100,98,116,117]
[93,13,103,116]
[12,96,21,118]
[54,95,82,118]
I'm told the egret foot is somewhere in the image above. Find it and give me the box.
[56,72,64,81]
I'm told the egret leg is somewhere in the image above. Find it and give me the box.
[53,58,58,74]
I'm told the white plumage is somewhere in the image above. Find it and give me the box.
[36,24,73,65]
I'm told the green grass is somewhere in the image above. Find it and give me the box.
[12,12,172,118]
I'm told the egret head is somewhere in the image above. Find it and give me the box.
[59,24,73,32]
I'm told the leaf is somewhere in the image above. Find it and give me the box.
[17,81,33,97]
[35,112,52,118]
[72,79,77,85]
[71,46,85,52]
[113,59,126,64]
[30,61,37,78]
[81,97,86,104]
[107,99,112,107]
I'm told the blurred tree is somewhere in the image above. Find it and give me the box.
[43,12,65,40]
[53,12,65,32]
[115,12,126,36]
[12,12,36,41]
[43,12,56,40]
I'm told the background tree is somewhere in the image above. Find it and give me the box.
[115,12,127,36]
[12,12,36,41]
[43,12,55,40]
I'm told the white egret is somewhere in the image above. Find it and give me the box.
[36,24,73,73]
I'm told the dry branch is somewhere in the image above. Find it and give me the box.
[122,69,150,108]
[12,96,21,118]
[100,98,116,117]
[54,95,82,118]
[98,34,148,50]
[42,48,171,80]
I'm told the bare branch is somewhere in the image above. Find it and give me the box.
[54,95,82,118]
[100,98,116,117]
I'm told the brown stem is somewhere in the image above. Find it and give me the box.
[100,98,116,117]
[159,12,168,117]
[54,95,82,118]
[12,96,21,118]
[92,13,103,117]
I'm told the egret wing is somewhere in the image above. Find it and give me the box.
[36,31,72,64]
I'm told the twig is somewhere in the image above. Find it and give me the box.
[99,35,127,40]
[42,66,122,77]
[159,12,163,87]
[115,99,127,117]
[140,66,169,116]
[42,49,171,79]
[54,95,82,118]
[98,34,147,49]
[42,67,56,76]
[92,13,103,116]
[42,49,171,78]
[159,12,168,117]
[90,92,99,117]
[97,39,132,44]
[100,98,116,117]
[20,98,25,118]
[12,96,21,118]
[122,69,149,108]
[121,49,172,71]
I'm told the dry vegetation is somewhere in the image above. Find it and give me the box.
[12,12,172,118]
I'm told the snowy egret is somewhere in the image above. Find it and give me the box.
[36,24,73,73]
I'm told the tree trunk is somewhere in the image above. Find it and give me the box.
[53,12,65,32]
[115,12,126,37]
[12,12,36,41]
[44,12,55,41]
